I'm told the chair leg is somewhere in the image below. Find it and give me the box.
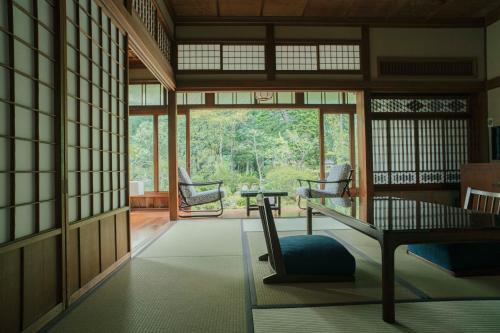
[178,198,224,218]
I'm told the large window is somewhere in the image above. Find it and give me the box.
[371,95,469,186]
[129,83,166,106]
[129,116,154,191]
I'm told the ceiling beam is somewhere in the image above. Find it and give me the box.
[175,15,485,27]
[486,5,500,25]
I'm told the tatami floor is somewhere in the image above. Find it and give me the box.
[47,214,500,333]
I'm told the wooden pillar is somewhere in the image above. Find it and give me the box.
[168,90,178,220]
[357,91,374,197]
[186,109,191,173]
[153,116,159,192]
[265,24,275,81]
[319,108,325,181]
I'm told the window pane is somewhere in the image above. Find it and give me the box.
[145,84,162,105]
[129,84,142,106]
[177,115,186,170]
[129,116,154,191]
[324,114,351,168]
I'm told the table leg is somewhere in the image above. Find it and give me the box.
[381,242,396,323]
[278,196,281,216]
[246,197,250,217]
[306,206,312,235]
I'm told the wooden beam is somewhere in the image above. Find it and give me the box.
[95,0,175,90]
[168,91,178,220]
[361,26,371,81]
[175,16,485,28]
[175,79,485,92]
[153,116,159,192]
[487,76,500,90]
[356,91,373,197]
[265,24,275,81]
[319,109,325,181]
[186,110,191,174]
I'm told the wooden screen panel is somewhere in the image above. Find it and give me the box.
[79,222,100,286]
[100,215,116,270]
[23,236,61,328]
[0,0,57,244]
[319,44,360,71]
[371,95,470,186]
[115,211,129,259]
[66,0,128,224]
[0,249,22,332]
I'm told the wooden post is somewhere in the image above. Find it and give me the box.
[168,90,178,220]
[153,115,159,192]
[319,108,325,182]
[186,109,191,173]
[357,91,374,197]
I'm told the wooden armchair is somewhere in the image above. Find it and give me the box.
[256,194,355,284]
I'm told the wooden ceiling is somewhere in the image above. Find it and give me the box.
[166,0,500,23]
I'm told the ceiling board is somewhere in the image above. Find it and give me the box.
[262,0,309,17]
[169,0,218,16]
[166,0,500,21]
[218,0,263,16]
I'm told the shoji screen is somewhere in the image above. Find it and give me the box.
[66,0,127,222]
[0,0,57,243]
[0,0,62,331]
[65,0,129,302]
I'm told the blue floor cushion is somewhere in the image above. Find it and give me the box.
[279,235,356,276]
[408,243,500,273]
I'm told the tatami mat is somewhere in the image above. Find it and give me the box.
[243,217,351,232]
[49,256,247,333]
[253,300,500,333]
[138,219,243,258]
[328,229,500,299]
[246,231,418,306]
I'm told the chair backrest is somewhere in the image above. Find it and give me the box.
[257,194,286,275]
[325,163,352,194]
[178,167,197,198]
[464,187,500,214]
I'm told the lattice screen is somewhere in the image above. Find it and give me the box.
[66,0,127,223]
[0,0,57,243]
[371,96,469,186]
[177,44,220,70]
[222,45,265,71]
[319,44,360,70]
[276,45,317,71]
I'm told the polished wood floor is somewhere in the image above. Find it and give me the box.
[130,209,171,251]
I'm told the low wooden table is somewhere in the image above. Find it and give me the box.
[307,196,500,324]
[240,190,288,216]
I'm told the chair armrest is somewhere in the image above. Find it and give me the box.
[179,180,223,187]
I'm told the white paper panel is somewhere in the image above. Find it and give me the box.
[103,171,110,190]
[15,204,35,238]
[92,150,100,170]
[81,195,90,219]
[39,84,54,114]
[0,173,9,207]
[68,172,77,196]
[14,0,32,13]
[0,1,8,29]
[15,106,34,139]
[39,201,55,231]
[80,124,90,148]
[67,97,77,120]
[103,192,110,211]
[0,137,9,171]
[39,113,54,142]
[0,208,9,243]
[67,122,77,145]
[66,23,77,48]
[0,102,9,135]
[81,172,89,194]
[39,55,54,85]
[80,102,90,124]
[15,173,34,204]
[79,7,89,33]
[0,67,9,100]
[81,149,90,171]
[38,25,54,58]
[39,173,54,201]
[120,190,125,205]
[68,147,77,170]
[39,143,54,171]
[66,0,75,19]
[14,39,34,75]
[103,152,109,171]
[0,32,8,64]
[93,195,100,214]
[13,7,34,45]
[38,0,54,31]
[80,54,89,78]
[80,78,90,102]
[15,74,34,107]
[15,139,34,171]
[68,197,77,222]
[112,193,118,209]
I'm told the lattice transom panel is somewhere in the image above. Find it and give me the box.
[177,44,221,70]
[319,44,360,70]
[372,98,468,113]
[222,45,265,71]
[276,45,317,71]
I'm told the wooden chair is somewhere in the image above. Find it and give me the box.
[408,187,500,276]
[464,187,500,214]
[256,194,355,284]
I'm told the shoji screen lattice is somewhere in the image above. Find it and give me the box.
[66,0,127,223]
[371,96,470,186]
[0,0,58,243]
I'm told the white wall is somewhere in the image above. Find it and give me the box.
[370,28,485,81]
[487,20,500,80]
